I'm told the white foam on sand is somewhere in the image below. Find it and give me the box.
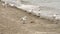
[1,0,60,23]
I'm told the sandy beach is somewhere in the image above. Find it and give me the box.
[0,2,60,34]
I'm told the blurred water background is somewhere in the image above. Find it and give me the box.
[21,0,60,9]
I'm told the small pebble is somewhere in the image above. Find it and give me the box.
[30,21,34,23]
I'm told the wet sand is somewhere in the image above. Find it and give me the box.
[0,2,60,34]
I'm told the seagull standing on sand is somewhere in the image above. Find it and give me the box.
[20,16,27,24]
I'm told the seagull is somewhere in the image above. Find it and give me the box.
[20,16,27,24]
